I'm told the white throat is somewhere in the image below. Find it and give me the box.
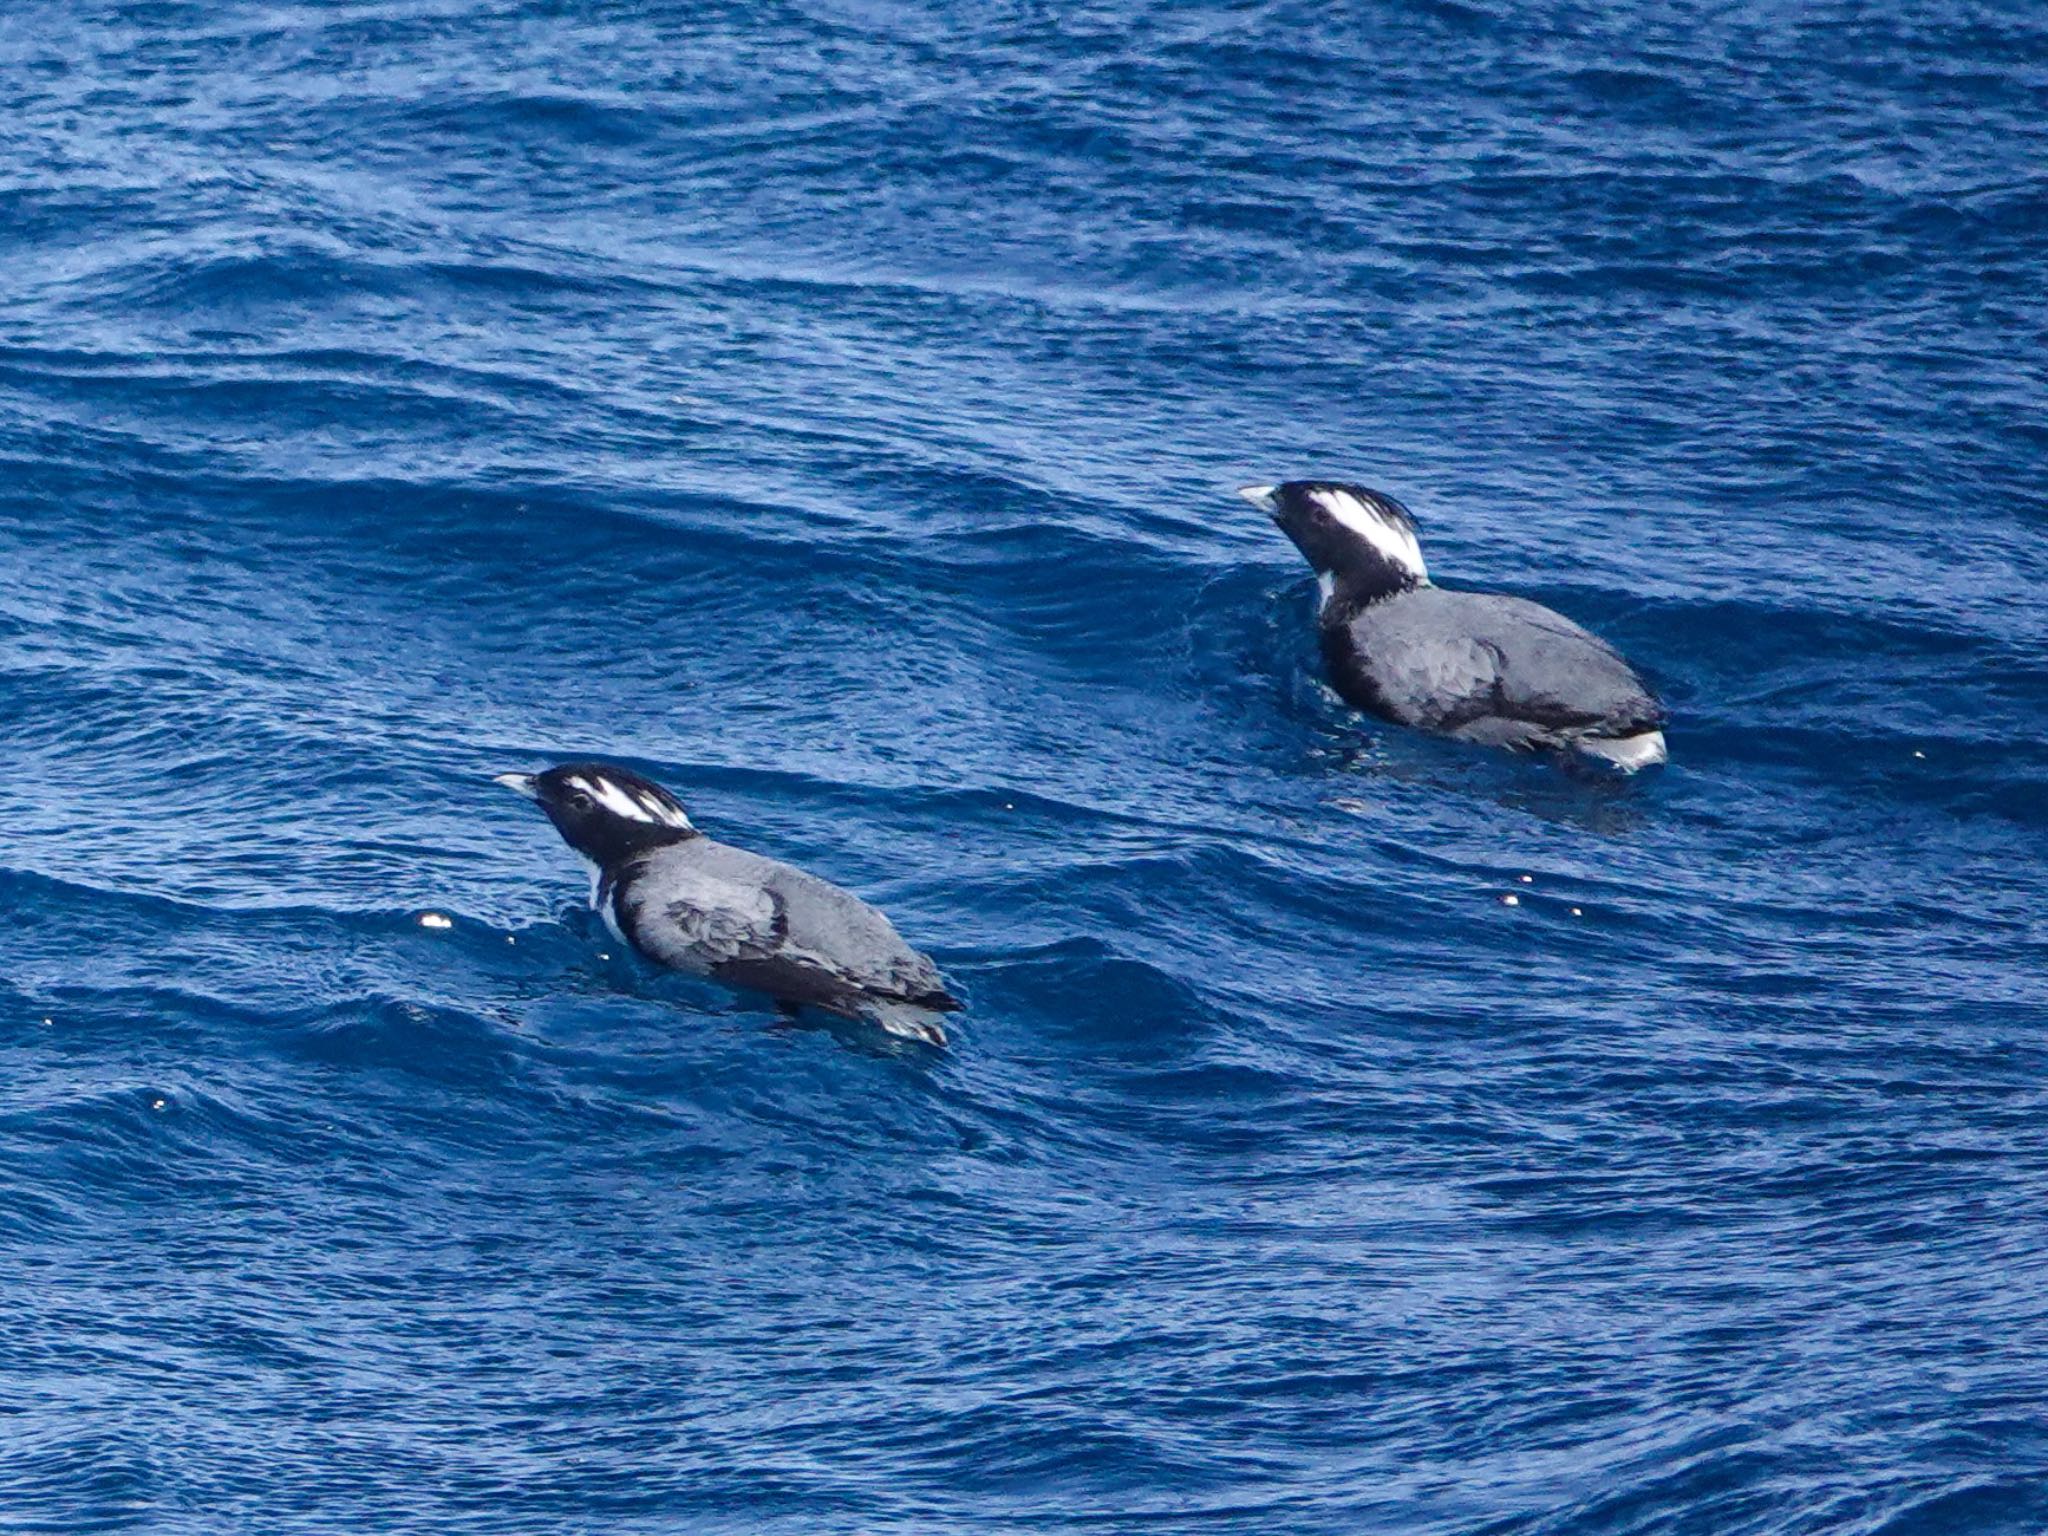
[580,854,630,946]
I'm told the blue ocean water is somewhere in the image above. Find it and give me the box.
[4,1,2047,1529]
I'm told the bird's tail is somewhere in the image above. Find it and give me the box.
[865,1001,950,1048]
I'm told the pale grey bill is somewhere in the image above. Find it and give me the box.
[493,772,540,800]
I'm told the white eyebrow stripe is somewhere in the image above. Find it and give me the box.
[1311,487,1427,581]
[587,776,658,822]
[632,788,691,828]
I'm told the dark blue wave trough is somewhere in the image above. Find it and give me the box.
[3,3,2046,1531]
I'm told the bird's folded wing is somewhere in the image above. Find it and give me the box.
[1359,625,1502,730]
[1369,593,1662,737]
[622,867,787,972]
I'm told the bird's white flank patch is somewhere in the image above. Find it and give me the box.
[1578,730,1668,772]
[1310,487,1428,583]
[1316,571,1336,611]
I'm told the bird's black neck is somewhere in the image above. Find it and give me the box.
[1323,563,1422,615]
[581,822,698,872]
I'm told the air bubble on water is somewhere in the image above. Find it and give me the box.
[419,912,453,930]
[1500,894,1520,907]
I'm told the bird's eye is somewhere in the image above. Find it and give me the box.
[565,791,594,812]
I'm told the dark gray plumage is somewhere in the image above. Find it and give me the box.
[497,763,958,1045]
[1332,588,1664,750]
[1243,481,1668,769]
[613,838,956,1026]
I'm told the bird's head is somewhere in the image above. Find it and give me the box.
[1239,481,1429,601]
[494,762,697,867]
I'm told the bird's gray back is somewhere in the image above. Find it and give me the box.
[621,837,946,1004]
[1338,587,1661,738]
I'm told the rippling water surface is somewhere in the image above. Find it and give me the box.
[4,3,2047,1531]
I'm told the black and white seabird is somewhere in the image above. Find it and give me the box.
[1241,481,1668,769]
[496,762,960,1045]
